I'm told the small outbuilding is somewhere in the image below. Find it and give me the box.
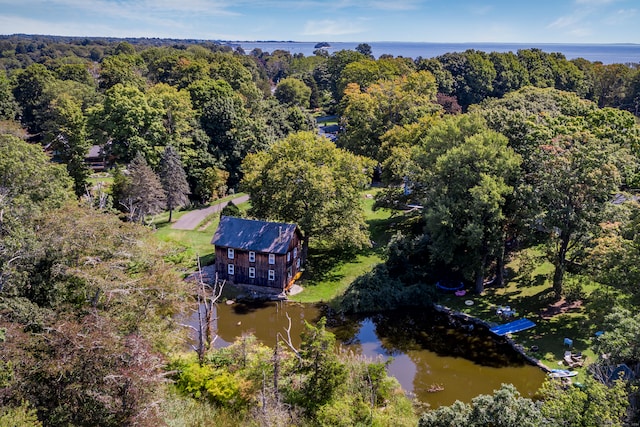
[212,216,304,291]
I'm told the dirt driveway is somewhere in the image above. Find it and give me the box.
[171,195,249,230]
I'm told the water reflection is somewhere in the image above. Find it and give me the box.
[331,309,546,406]
[188,301,545,407]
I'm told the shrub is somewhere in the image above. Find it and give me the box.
[220,200,241,217]
[341,264,434,313]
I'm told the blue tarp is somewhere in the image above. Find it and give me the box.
[490,318,536,336]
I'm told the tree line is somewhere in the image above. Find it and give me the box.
[2,35,640,425]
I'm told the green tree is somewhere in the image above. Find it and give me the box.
[540,377,629,427]
[517,48,555,88]
[90,83,165,165]
[43,95,91,197]
[422,126,521,292]
[11,63,55,133]
[98,53,146,90]
[0,70,18,120]
[159,145,190,222]
[587,202,640,298]
[189,78,264,186]
[0,134,72,296]
[419,384,542,427]
[355,43,373,58]
[339,70,439,161]
[241,131,374,261]
[489,51,529,98]
[593,306,640,365]
[437,50,496,109]
[275,77,311,108]
[293,318,346,413]
[528,133,620,298]
[593,63,632,108]
[119,153,166,223]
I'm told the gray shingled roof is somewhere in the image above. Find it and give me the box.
[211,216,300,254]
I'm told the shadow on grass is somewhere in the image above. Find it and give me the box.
[304,247,359,284]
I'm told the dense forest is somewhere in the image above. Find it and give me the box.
[1,34,640,425]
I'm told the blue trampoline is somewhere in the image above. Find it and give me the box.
[490,318,536,336]
[436,281,464,292]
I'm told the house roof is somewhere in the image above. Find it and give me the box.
[212,216,300,254]
[86,145,103,158]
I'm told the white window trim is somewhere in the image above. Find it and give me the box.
[249,267,255,278]
[227,248,234,259]
[268,269,275,281]
[293,248,297,258]
[287,252,291,262]
[268,253,275,265]
[228,264,234,275]
[249,251,255,262]
[296,258,301,269]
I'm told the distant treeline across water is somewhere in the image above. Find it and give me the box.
[228,41,640,65]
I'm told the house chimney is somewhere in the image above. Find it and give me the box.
[278,226,282,241]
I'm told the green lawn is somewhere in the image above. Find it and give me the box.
[290,188,393,304]
[437,247,607,378]
[151,194,247,268]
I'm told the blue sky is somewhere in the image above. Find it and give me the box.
[0,0,637,43]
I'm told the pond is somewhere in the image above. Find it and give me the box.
[191,300,545,407]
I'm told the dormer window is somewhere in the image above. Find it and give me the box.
[227,248,234,259]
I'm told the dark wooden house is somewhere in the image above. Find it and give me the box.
[212,216,304,291]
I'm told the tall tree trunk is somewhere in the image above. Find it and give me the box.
[475,253,487,294]
[553,234,571,300]
[495,239,506,288]
[168,208,173,223]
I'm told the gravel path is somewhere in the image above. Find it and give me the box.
[171,195,250,230]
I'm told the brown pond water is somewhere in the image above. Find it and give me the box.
[191,301,545,408]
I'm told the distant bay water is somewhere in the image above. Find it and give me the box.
[226,41,640,64]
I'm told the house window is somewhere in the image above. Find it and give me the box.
[227,248,234,259]
[293,248,297,259]
[287,252,291,262]
[249,251,255,262]
[268,270,275,281]
[288,267,292,278]
[249,267,255,278]
[228,264,234,275]
[296,258,301,269]
[268,253,275,264]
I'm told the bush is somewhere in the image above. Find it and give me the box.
[341,264,434,313]
[220,200,241,217]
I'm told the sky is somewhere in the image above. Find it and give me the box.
[0,0,638,44]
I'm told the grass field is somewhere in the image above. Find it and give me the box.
[151,194,249,268]
[437,246,607,378]
[289,188,393,304]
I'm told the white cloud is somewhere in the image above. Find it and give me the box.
[604,8,638,24]
[548,14,583,29]
[302,19,367,36]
